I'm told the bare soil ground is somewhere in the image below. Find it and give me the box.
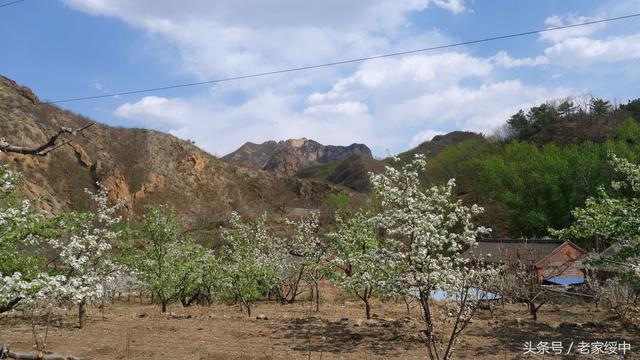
[0,299,638,359]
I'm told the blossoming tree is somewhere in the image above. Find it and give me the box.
[370,156,498,360]
[0,165,124,328]
[0,165,44,313]
[286,212,330,312]
[220,212,274,317]
[55,186,124,328]
[329,210,394,319]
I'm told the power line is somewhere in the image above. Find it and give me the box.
[36,12,640,105]
[0,0,25,9]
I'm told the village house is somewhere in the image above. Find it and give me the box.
[468,239,588,285]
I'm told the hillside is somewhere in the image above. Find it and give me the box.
[0,75,350,229]
[398,131,484,161]
[222,138,372,176]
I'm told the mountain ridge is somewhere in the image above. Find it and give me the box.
[222,138,372,176]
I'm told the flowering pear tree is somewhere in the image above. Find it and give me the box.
[329,210,393,319]
[0,166,123,329]
[286,212,329,312]
[259,232,306,304]
[43,185,124,328]
[370,156,497,360]
[0,166,44,313]
[220,212,274,317]
[169,240,223,307]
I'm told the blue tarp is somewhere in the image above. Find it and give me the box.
[543,276,584,285]
[411,288,502,300]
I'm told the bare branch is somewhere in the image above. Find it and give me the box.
[0,345,80,360]
[0,123,95,156]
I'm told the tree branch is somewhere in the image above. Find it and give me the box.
[0,123,94,156]
[0,297,22,314]
[0,345,80,360]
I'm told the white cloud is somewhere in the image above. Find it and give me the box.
[491,51,549,68]
[66,0,583,157]
[114,96,192,126]
[544,33,640,67]
[540,14,605,43]
[308,53,493,110]
[304,53,570,150]
[432,0,466,14]
[409,130,445,147]
[110,51,570,156]
[533,11,640,68]
[303,102,369,117]
[62,0,466,81]
[385,80,570,132]
[111,91,376,156]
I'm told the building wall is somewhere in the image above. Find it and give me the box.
[535,243,586,283]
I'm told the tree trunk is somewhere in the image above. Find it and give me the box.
[287,266,305,304]
[403,296,411,315]
[419,289,438,360]
[161,299,167,313]
[246,302,252,318]
[365,300,371,320]
[78,301,86,329]
[314,282,320,312]
[529,302,538,321]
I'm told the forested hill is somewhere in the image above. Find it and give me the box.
[417,98,640,243]
[298,96,640,243]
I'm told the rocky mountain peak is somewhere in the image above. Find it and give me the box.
[222,138,373,176]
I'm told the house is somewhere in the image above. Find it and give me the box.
[468,239,588,285]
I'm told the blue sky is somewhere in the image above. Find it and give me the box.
[2,0,640,157]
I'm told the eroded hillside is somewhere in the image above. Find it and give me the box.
[0,75,352,227]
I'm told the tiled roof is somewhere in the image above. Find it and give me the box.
[468,239,565,265]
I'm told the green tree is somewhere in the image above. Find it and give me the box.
[132,205,202,313]
[616,118,640,145]
[506,109,529,140]
[528,103,559,131]
[620,98,640,120]
[590,98,612,116]
[553,153,640,276]
[557,99,577,117]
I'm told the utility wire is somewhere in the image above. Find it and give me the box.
[33,12,640,105]
[0,0,25,9]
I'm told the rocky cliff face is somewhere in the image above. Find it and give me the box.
[222,138,372,176]
[0,75,348,228]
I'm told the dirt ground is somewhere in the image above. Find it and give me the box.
[0,299,638,359]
